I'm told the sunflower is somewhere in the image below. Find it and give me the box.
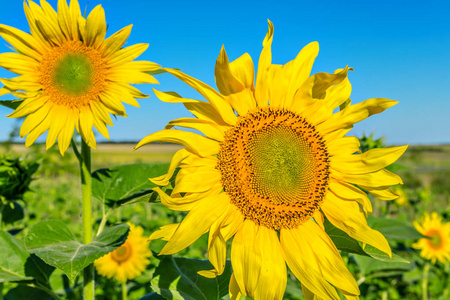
[137,21,407,299]
[95,223,152,282]
[0,0,159,155]
[412,212,450,264]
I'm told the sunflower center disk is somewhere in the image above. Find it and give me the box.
[53,53,94,96]
[218,107,330,230]
[428,230,443,249]
[111,243,133,263]
[39,41,106,109]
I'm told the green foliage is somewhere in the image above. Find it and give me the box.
[359,132,385,153]
[151,255,232,300]
[25,220,129,282]
[91,163,168,208]
[0,153,39,203]
[0,100,23,110]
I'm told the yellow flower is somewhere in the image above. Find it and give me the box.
[137,21,407,300]
[0,0,159,155]
[412,212,450,264]
[394,186,408,206]
[95,223,152,282]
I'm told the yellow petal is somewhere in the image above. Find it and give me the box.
[165,117,224,141]
[229,273,243,300]
[230,220,261,298]
[229,52,255,90]
[25,112,52,147]
[149,223,179,242]
[0,52,39,75]
[163,68,237,125]
[100,25,133,57]
[215,45,245,95]
[90,100,113,126]
[98,91,126,116]
[270,41,319,108]
[284,220,359,297]
[255,20,273,107]
[253,226,287,300]
[57,0,74,40]
[7,95,47,118]
[325,76,352,110]
[0,77,41,93]
[85,4,106,48]
[224,88,257,116]
[331,168,403,187]
[152,187,202,211]
[318,98,398,134]
[108,69,158,84]
[106,43,149,68]
[281,224,340,300]
[184,101,230,127]
[79,105,94,144]
[57,108,77,155]
[329,179,372,216]
[331,145,408,174]
[322,192,391,256]
[153,89,200,104]
[230,221,287,300]
[359,185,400,201]
[327,136,361,156]
[19,100,51,137]
[119,60,161,72]
[159,192,230,255]
[150,148,191,186]
[135,130,219,158]
[46,106,65,149]
[173,166,221,194]
[0,25,44,60]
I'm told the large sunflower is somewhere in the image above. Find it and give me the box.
[137,21,407,299]
[95,223,152,282]
[412,212,450,264]
[0,0,159,154]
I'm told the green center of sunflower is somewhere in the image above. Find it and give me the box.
[218,107,330,230]
[39,41,107,108]
[111,243,132,263]
[248,125,316,202]
[428,230,442,249]
[52,53,94,96]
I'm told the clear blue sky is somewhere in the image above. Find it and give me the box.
[0,0,449,145]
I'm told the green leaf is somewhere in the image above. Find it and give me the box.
[353,254,414,276]
[324,219,367,256]
[0,100,23,110]
[367,216,424,240]
[0,231,33,282]
[325,218,410,263]
[91,163,168,208]
[25,220,129,282]
[5,285,53,300]
[139,293,165,300]
[2,201,24,224]
[151,255,232,300]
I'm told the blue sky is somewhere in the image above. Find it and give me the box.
[0,0,449,145]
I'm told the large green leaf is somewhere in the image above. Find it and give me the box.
[324,219,409,263]
[91,163,168,208]
[5,285,53,300]
[151,256,232,300]
[0,231,33,282]
[0,100,23,110]
[25,220,129,282]
[367,216,423,240]
[353,254,414,276]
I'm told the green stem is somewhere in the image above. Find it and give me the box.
[122,281,127,300]
[77,140,94,300]
[422,262,430,300]
[0,282,3,300]
[96,208,114,236]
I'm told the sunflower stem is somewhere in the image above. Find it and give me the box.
[122,281,128,300]
[422,262,430,300]
[78,139,94,300]
[0,282,3,300]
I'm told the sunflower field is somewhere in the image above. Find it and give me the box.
[0,1,449,300]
